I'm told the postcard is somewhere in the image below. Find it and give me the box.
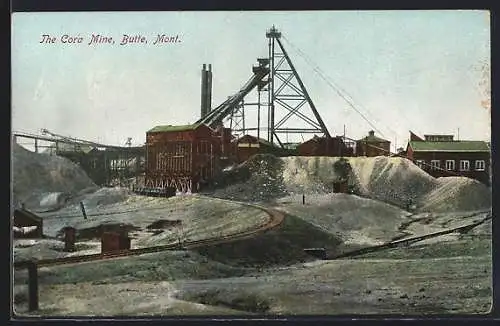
[11,10,492,317]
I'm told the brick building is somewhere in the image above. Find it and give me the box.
[405,131,490,185]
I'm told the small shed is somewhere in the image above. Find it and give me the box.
[101,232,131,253]
[13,208,43,238]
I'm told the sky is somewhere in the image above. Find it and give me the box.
[12,10,491,150]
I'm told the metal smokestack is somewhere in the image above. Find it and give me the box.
[201,64,208,119]
[206,64,212,114]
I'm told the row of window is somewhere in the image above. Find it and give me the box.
[415,159,486,172]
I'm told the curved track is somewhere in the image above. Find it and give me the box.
[14,198,285,269]
[14,194,491,269]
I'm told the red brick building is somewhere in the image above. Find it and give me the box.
[355,131,391,157]
[405,132,490,185]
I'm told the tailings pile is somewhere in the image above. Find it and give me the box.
[11,143,97,210]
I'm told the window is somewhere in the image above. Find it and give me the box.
[475,160,485,171]
[460,160,470,171]
[445,160,455,171]
[430,160,440,170]
[415,160,425,169]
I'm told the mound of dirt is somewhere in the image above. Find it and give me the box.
[194,215,343,267]
[275,193,412,246]
[418,177,492,212]
[347,156,439,209]
[146,219,182,230]
[209,154,288,202]
[211,154,490,213]
[11,143,97,210]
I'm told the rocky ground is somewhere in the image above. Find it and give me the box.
[11,148,493,316]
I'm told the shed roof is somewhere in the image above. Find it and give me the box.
[409,140,490,152]
[147,123,202,133]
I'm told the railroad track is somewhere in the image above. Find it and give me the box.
[329,212,492,259]
[14,200,285,269]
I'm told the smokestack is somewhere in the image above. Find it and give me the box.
[206,64,212,114]
[201,64,208,119]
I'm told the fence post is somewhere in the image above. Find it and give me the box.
[80,201,87,220]
[27,260,39,311]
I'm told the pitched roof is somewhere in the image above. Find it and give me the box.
[147,124,201,133]
[409,140,490,152]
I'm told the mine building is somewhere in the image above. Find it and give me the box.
[144,123,232,193]
[355,130,391,157]
[298,135,355,157]
[405,131,490,185]
[234,134,289,163]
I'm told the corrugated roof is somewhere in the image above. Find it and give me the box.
[409,140,490,152]
[147,124,201,133]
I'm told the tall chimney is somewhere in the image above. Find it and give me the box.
[201,64,208,119]
[206,64,212,114]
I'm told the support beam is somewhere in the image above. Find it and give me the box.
[28,260,39,311]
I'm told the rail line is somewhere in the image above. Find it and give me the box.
[14,193,491,269]
[329,212,492,259]
[14,200,285,270]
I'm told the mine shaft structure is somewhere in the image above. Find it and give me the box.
[12,130,145,186]
[227,26,332,147]
[142,26,339,194]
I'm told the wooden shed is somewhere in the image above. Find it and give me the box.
[101,232,131,253]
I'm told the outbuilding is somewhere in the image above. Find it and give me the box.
[355,130,391,157]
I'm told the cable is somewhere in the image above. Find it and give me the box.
[281,35,392,139]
